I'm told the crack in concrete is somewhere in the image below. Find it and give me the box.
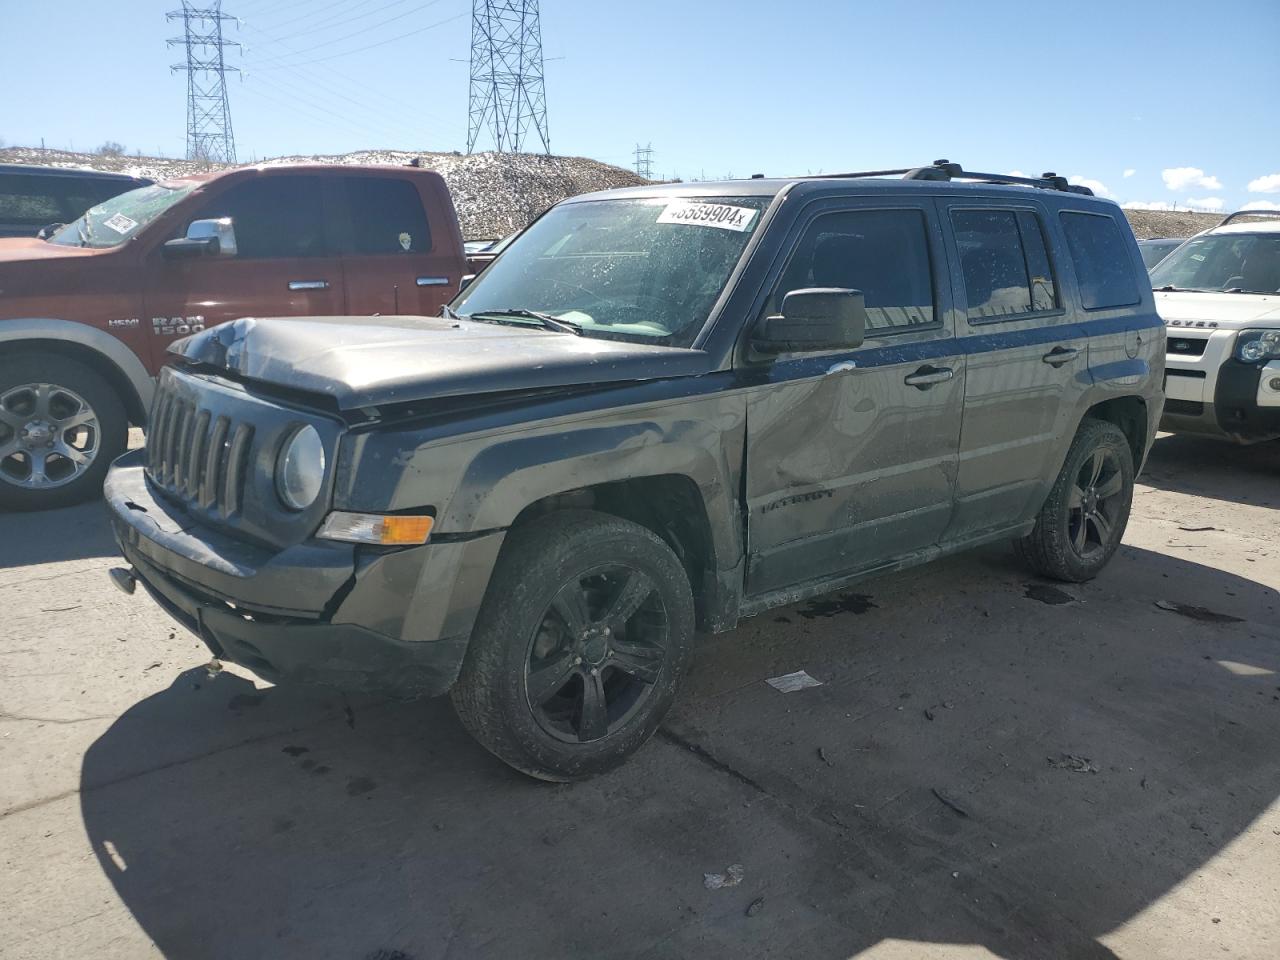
[656,726,766,794]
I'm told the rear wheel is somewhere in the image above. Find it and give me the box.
[1015,418,1135,582]
[0,353,128,511]
[450,510,695,781]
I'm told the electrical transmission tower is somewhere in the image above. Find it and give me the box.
[467,1,550,154]
[633,143,655,180]
[167,2,239,164]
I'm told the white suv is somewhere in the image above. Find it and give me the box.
[1153,211,1280,442]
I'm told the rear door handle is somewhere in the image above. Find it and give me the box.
[1042,346,1081,367]
[288,280,330,291]
[903,365,954,389]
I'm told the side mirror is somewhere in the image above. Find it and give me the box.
[753,288,867,354]
[459,274,477,292]
[163,217,237,260]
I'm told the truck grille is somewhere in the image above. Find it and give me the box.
[146,382,254,517]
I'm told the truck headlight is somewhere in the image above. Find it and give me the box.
[276,425,325,510]
[1236,330,1280,363]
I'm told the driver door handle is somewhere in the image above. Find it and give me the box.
[288,280,330,291]
[903,365,954,389]
[1042,346,1081,367]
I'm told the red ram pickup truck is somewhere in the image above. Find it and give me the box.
[0,164,468,510]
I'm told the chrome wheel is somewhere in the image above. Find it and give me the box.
[1067,448,1124,560]
[0,382,101,490]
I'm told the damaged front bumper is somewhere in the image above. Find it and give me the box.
[105,450,501,699]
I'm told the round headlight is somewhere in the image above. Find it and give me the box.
[1239,338,1267,363]
[277,425,325,511]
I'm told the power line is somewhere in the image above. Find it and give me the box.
[167,1,239,164]
[235,20,464,139]
[244,0,447,68]
[467,1,550,154]
[245,8,466,69]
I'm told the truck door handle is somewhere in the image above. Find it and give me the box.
[1042,346,1081,367]
[903,365,954,389]
[288,280,330,291]
[416,276,450,287]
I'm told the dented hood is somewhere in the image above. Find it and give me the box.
[170,315,712,409]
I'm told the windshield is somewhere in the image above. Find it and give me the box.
[1139,239,1182,270]
[453,196,770,345]
[1149,232,1280,294]
[47,181,199,249]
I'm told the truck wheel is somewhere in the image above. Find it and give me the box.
[450,510,696,781]
[0,353,128,511]
[1014,418,1134,583]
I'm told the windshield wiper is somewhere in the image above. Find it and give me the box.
[469,308,583,336]
[1154,284,1200,292]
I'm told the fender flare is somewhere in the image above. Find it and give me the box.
[0,318,155,420]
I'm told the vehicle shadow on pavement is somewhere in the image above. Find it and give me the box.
[80,545,1280,960]
[0,498,118,569]
[1141,434,1280,508]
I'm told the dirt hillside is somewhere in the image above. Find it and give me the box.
[1,146,1234,240]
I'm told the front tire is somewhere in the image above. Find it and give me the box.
[450,510,696,781]
[1014,418,1135,582]
[0,353,128,511]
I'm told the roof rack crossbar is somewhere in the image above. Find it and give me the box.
[812,160,1093,195]
[1218,210,1280,226]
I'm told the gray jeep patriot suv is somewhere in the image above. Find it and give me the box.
[105,161,1165,780]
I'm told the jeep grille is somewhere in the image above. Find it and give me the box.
[146,380,253,518]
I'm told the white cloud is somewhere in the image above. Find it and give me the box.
[1122,201,1176,211]
[1162,167,1223,191]
[1246,173,1280,194]
[1123,168,1136,178]
[1069,174,1113,197]
[1242,200,1280,211]
[1185,196,1224,212]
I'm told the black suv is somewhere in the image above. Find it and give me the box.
[105,161,1165,780]
[0,163,152,238]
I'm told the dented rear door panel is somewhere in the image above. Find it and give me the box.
[743,196,962,596]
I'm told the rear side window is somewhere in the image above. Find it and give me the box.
[951,209,1058,322]
[1060,212,1141,310]
[190,176,328,259]
[343,176,431,254]
[775,209,936,332]
[0,175,61,227]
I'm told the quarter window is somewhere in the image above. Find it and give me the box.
[1060,211,1141,310]
[774,209,936,332]
[342,176,432,254]
[189,176,329,259]
[951,209,1058,322]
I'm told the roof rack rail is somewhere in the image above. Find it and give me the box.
[814,159,1094,195]
[1218,209,1280,227]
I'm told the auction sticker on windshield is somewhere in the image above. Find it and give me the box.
[658,201,758,233]
[103,213,138,235]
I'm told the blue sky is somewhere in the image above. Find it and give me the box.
[3,0,1278,211]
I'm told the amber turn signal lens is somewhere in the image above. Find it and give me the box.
[317,511,434,545]
[378,515,434,545]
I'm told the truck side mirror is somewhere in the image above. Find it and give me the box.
[163,218,238,259]
[753,288,868,354]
